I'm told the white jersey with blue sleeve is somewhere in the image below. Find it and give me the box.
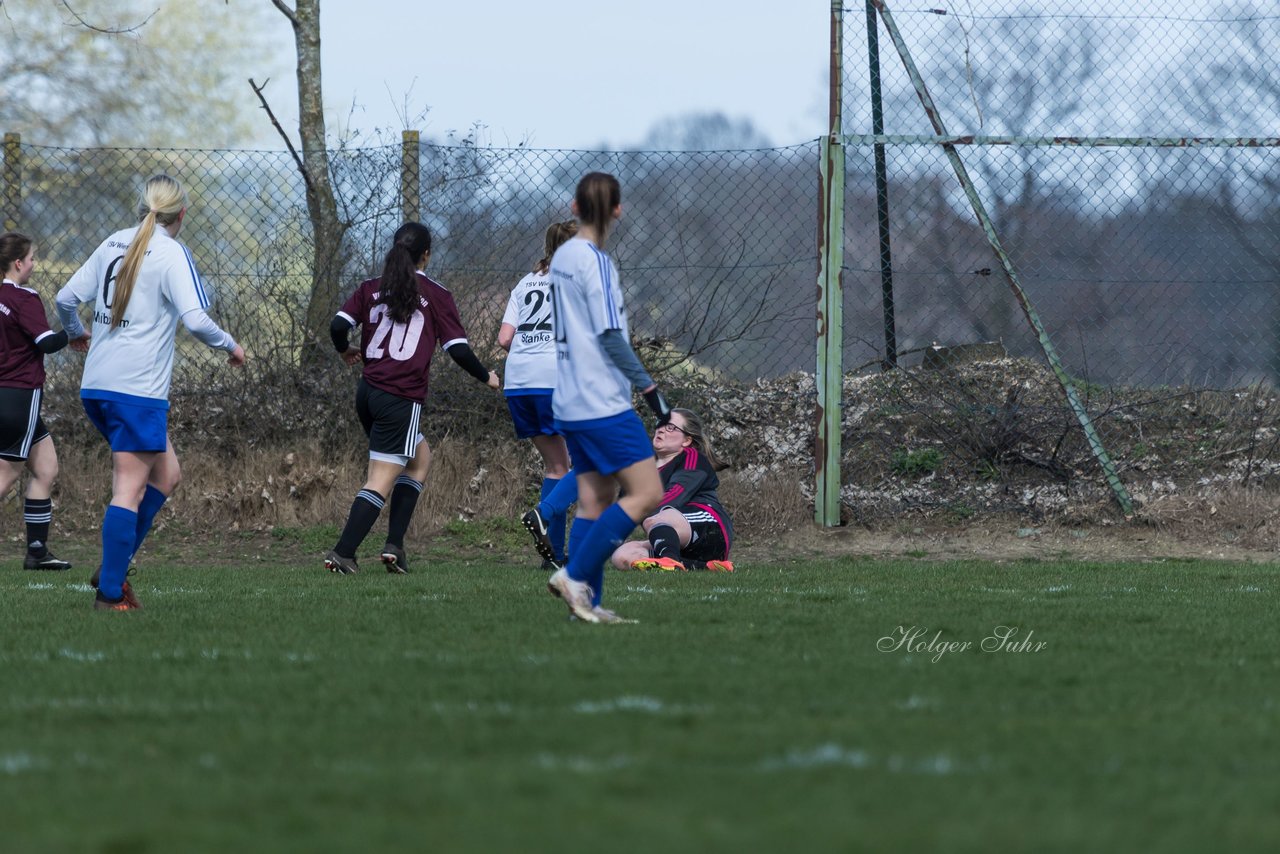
[60,226,214,407]
[501,270,558,393]
[549,236,633,423]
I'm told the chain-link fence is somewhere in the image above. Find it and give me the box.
[831,1,1280,519]
[3,138,819,450]
[5,1,1280,525]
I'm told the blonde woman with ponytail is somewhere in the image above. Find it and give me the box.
[56,174,246,611]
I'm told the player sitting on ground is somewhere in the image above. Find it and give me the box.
[610,407,734,573]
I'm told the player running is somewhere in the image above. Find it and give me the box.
[544,172,671,624]
[498,219,580,571]
[325,222,499,575]
[0,232,73,571]
[56,174,246,611]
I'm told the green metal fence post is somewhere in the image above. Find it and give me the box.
[816,0,846,527]
[865,0,897,368]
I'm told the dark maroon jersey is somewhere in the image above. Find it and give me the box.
[0,280,56,389]
[337,271,468,402]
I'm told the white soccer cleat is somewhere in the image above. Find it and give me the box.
[547,568,599,623]
[591,606,637,625]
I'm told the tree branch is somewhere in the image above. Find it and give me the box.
[269,0,298,26]
[58,0,156,34]
[249,77,313,194]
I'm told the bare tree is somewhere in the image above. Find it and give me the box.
[257,0,347,364]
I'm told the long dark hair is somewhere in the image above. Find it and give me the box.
[574,172,621,247]
[673,408,727,471]
[0,231,33,276]
[380,222,432,323]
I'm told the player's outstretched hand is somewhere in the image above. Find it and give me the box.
[486,370,500,390]
[69,332,91,353]
[228,344,247,367]
[341,347,362,367]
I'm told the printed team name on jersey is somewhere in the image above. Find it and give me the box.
[93,309,129,329]
[519,331,553,345]
[370,290,430,308]
[0,302,11,317]
[550,266,574,281]
[106,240,153,255]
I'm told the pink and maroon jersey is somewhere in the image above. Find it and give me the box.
[337,271,468,402]
[658,446,733,547]
[0,280,56,389]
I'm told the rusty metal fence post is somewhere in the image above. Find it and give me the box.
[3,133,20,231]
[401,130,420,223]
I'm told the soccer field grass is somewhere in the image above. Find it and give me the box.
[3,539,1279,852]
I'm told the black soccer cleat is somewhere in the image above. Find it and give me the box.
[521,508,558,565]
[24,551,71,571]
[324,550,359,575]
[380,543,409,574]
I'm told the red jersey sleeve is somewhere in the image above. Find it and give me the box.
[338,279,373,327]
[16,291,54,342]
[424,277,467,349]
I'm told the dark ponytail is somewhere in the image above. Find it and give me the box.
[574,172,621,247]
[380,222,431,323]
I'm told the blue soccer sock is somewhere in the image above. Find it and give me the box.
[133,485,168,558]
[566,504,638,607]
[100,504,139,601]
[539,476,571,563]
[565,516,594,579]
[538,470,578,520]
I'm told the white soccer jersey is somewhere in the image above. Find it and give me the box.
[61,226,212,405]
[549,236,632,422]
[501,271,558,392]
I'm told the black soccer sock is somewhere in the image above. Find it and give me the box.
[24,498,52,556]
[334,489,385,557]
[385,476,423,548]
[647,523,681,560]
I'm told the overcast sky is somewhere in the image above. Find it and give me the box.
[315,0,830,150]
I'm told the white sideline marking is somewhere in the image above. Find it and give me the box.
[571,696,711,716]
[58,648,106,662]
[1044,584,1071,593]
[534,753,633,773]
[759,744,871,770]
[1238,585,1265,593]
[26,582,55,590]
[896,695,933,711]
[759,744,980,776]
[1,753,44,775]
